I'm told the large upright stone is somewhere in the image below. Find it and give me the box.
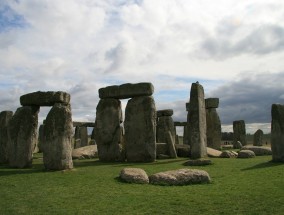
[94,98,124,161]
[74,126,88,147]
[8,106,39,168]
[20,91,70,106]
[187,83,207,159]
[125,96,156,162]
[233,120,247,148]
[206,108,221,150]
[99,82,154,99]
[253,129,264,146]
[43,103,73,170]
[0,111,13,164]
[271,104,284,162]
[156,113,175,144]
[38,124,45,153]
[205,98,219,109]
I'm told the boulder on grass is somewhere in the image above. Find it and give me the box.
[241,146,272,156]
[72,145,98,159]
[237,150,255,158]
[149,169,211,186]
[207,147,222,157]
[219,151,237,158]
[183,159,212,166]
[119,168,149,184]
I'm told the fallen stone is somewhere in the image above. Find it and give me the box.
[149,169,211,186]
[157,109,173,117]
[219,150,237,158]
[183,159,212,166]
[207,147,222,157]
[241,146,272,156]
[237,150,256,158]
[119,168,149,184]
[20,91,70,106]
[72,145,98,159]
[205,98,219,109]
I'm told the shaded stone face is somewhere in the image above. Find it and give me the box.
[99,82,154,99]
[206,108,221,150]
[187,83,207,159]
[74,126,88,148]
[124,96,156,162]
[0,111,13,164]
[233,120,246,148]
[94,98,124,162]
[174,122,187,127]
[157,109,173,117]
[8,106,39,168]
[205,98,219,109]
[43,103,73,170]
[20,91,70,106]
[38,124,45,153]
[271,104,284,162]
[156,116,176,144]
[253,129,264,146]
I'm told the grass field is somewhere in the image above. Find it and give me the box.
[0,154,283,215]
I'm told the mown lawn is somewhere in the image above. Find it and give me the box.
[0,154,283,215]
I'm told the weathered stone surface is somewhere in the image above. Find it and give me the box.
[156,143,168,155]
[8,106,39,168]
[99,82,154,99]
[175,144,190,157]
[174,122,187,126]
[149,169,211,186]
[219,150,237,158]
[156,115,176,152]
[125,96,156,162]
[253,129,263,146]
[20,91,70,106]
[157,154,171,159]
[271,104,284,162]
[237,150,255,158]
[43,103,73,170]
[72,145,98,159]
[37,124,45,153]
[206,108,221,150]
[0,111,13,164]
[175,135,179,144]
[89,139,96,145]
[157,109,173,117]
[233,120,247,148]
[94,98,124,162]
[205,98,219,109]
[120,168,149,184]
[186,102,190,111]
[74,139,81,149]
[183,159,212,166]
[242,146,272,156]
[186,83,207,159]
[235,141,243,149]
[207,147,222,157]
[183,125,189,145]
[166,131,177,158]
[79,126,88,147]
[72,121,96,127]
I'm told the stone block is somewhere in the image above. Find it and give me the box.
[0,111,13,164]
[157,109,173,117]
[205,98,219,109]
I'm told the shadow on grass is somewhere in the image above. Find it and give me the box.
[0,163,45,176]
[242,160,284,171]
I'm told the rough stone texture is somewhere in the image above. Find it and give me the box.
[149,169,211,186]
[94,98,124,162]
[207,147,222,157]
[174,122,187,126]
[219,151,237,158]
[186,83,207,159]
[156,115,176,150]
[43,103,73,170]
[157,154,171,159]
[72,145,98,159]
[271,104,284,162]
[73,121,95,127]
[205,98,219,109]
[99,82,154,99]
[74,139,81,149]
[166,131,177,158]
[8,106,39,168]
[20,91,70,106]
[242,146,272,156]
[125,96,156,162]
[235,141,243,149]
[175,144,190,157]
[120,168,149,184]
[79,126,88,147]
[38,124,45,153]
[0,111,13,164]
[89,139,96,145]
[157,109,173,117]
[175,135,179,144]
[233,120,247,148]
[183,125,189,145]
[253,129,263,146]
[206,108,221,150]
[186,102,190,111]
[183,159,212,166]
[237,150,256,158]
[156,143,168,155]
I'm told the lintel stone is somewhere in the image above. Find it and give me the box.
[205,98,219,109]
[73,121,96,127]
[174,122,187,126]
[157,109,173,117]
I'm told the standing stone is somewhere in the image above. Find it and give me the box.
[206,108,221,150]
[253,129,264,146]
[233,120,247,148]
[156,111,176,144]
[271,104,284,162]
[187,83,207,159]
[166,131,177,158]
[94,98,124,161]
[125,96,156,162]
[0,111,13,164]
[43,103,73,170]
[8,106,39,168]
[183,125,189,145]
[38,123,45,153]
[75,126,88,147]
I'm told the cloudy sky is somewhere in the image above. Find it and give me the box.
[1,0,284,134]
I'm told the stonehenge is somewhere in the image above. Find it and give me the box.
[233,120,247,148]
[253,129,263,146]
[0,111,13,164]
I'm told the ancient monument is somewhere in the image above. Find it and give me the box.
[186,82,207,159]
[253,129,263,146]
[73,121,96,148]
[205,98,221,150]
[0,111,13,164]
[174,121,187,145]
[233,120,247,148]
[271,104,284,162]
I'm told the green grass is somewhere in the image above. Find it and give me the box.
[0,154,283,215]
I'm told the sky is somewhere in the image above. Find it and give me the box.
[1,0,284,134]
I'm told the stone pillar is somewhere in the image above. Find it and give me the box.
[271,104,284,162]
[74,126,88,148]
[253,129,263,146]
[233,120,246,148]
[187,82,207,159]
[38,123,45,153]
[94,98,124,162]
[8,106,39,168]
[0,111,13,164]
[205,98,221,150]
[125,96,156,162]
[43,103,73,170]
